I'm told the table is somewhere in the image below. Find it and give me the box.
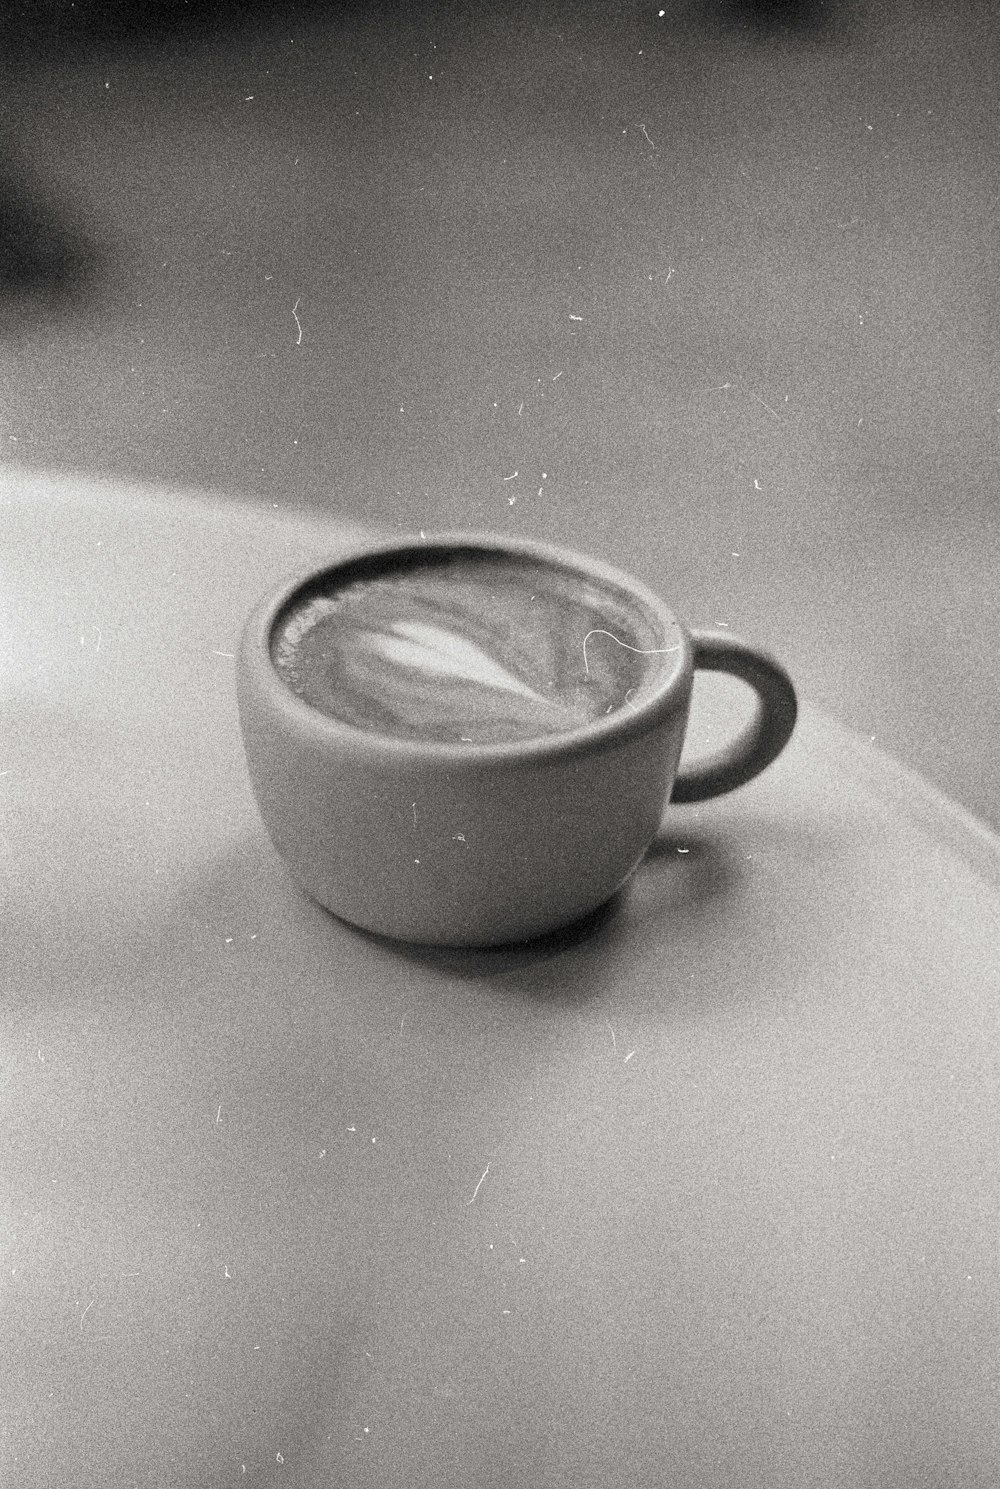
[3,469,999,1486]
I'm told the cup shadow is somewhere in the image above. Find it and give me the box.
[368,826,741,989]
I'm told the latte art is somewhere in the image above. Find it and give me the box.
[270,550,679,744]
[361,619,551,705]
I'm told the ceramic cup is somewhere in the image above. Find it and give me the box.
[237,532,797,946]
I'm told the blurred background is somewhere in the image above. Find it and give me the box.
[2,0,998,825]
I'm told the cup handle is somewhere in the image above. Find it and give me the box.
[670,631,798,803]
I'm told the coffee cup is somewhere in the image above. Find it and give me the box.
[237,532,796,946]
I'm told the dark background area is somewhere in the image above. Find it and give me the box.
[2,0,998,823]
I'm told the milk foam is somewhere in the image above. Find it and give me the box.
[271,551,677,744]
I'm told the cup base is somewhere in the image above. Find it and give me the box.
[314,881,630,954]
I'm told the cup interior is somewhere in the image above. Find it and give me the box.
[261,535,687,750]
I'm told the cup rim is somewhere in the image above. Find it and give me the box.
[240,530,694,763]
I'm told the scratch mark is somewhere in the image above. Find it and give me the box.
[583,630,680,677]
[216,1104,222,1125]
[466,1162,490,1205]
[503,471,518,481]
[607,1021,617,1053]
[412,801,417,829]
[292,298,303,346]
[552,370,563,380]
[638,123,654,147]
[751,392,780,419]
[624,1050,636,1063]
[212,650,235,659]
[80,1298,95,1331]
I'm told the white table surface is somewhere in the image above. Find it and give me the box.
[3,469,999,1487]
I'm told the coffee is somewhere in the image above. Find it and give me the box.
[270,548,680,744]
